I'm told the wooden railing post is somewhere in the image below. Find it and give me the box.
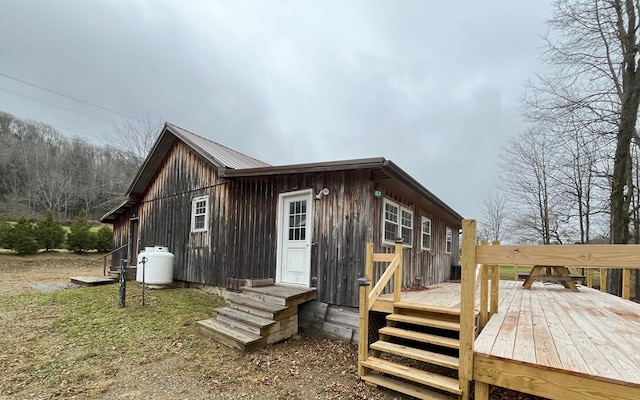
[479,241,489,329]
[393,239,403,304]
[623,268,631,300]
[365,243,374,280]
[357,277,372,377]
[600,268,607,293]
[490,240,500,317]
[587,269,593,288]
[459,219,477,400]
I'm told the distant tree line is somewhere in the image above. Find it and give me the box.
[0,210,113,254]
[0,111,157,221]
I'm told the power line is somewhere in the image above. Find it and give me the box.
[0,87,114,124]
[0,71,143,122]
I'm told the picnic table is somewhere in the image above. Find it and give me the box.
[520,266,584,292]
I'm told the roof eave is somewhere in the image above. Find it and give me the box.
[221,157,387,178]
[381,160,464,223]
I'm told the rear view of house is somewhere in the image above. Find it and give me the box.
[101,122,463,308]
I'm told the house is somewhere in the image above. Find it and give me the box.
[101,122,463,308]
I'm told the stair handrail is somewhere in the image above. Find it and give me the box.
[358,239,404,378]
[95,243,128,276]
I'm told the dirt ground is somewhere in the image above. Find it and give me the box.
[0,252,544,400]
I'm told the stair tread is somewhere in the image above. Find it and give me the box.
[229,296,288,313]
[387,314,461,331]
[196,318,262,345]
[361,374,456,400]
[361,357,461,395]
[379,326,459,349]
[394,302,461,316]
[241,285,316,300]
[216,307,276,328]
[371,341,459,370]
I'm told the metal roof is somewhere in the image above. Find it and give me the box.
[166,123,270,170]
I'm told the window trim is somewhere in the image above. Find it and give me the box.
[421,216,432,251]
[445,227,452,254]
[191,195,209,233]
[382,198,413,247]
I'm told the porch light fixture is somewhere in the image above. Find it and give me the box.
[315,188,330,200]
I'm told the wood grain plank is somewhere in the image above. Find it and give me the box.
[490,284,522,359]
[511,287,536,364]
[476,244,640,268]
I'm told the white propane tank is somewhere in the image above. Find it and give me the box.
[136,246,175,285]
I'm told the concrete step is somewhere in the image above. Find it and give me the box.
[361,356,461,395]
[196,318,264,352]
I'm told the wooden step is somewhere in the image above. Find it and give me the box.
[370,340,459,370]
[394,302,461,316]
[361,374,456,400]
[242,285,316,306]
[387,314,461,331]
[196,318,264,352]
[215,307,275,335]
[379,326,459,349]
[361,357,461,395]
[228,296,291,320]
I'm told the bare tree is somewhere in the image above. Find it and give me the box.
[523,0,640,295]
[479,193,508,243]
[106,113,161,169]
[500,128,570,244]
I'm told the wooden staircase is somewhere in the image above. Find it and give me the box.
[197,284,316,352]
[361,302,464,400]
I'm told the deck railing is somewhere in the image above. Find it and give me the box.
[357,240,403,377]
[461,219,640,400]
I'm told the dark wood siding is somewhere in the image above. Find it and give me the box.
[111,141,460,307]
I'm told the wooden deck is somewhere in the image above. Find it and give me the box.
[373,280,640,400]
[474,280,640,400]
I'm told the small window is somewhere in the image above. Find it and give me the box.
[382,199,412,247]
[445,227,452,254]
[422,217,431,251]
[191,195,209,232]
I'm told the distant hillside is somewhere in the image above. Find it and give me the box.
[0,111,143,221]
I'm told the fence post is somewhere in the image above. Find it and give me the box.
[393,239,403,304]
[118,259,127,307]
[357,277,372,377]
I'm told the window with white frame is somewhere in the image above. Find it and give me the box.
[421,217,431,251]
[191,195,209,232]
[383,199,412,246]
[445,227,452,254]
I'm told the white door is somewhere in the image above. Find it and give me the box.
[276,190,312,286]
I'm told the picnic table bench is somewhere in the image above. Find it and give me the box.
[519,266,585,292]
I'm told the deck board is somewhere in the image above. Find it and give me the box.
[475,280,640,391]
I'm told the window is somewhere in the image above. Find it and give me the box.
[288,200,307,241]
[421,217,431,251]
[383,199,412,246]
[445,227,452,254]
[191,195,209,232]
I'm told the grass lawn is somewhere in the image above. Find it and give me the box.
[0,284,225,397]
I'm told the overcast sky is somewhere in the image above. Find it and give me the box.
[0,0,553,219]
